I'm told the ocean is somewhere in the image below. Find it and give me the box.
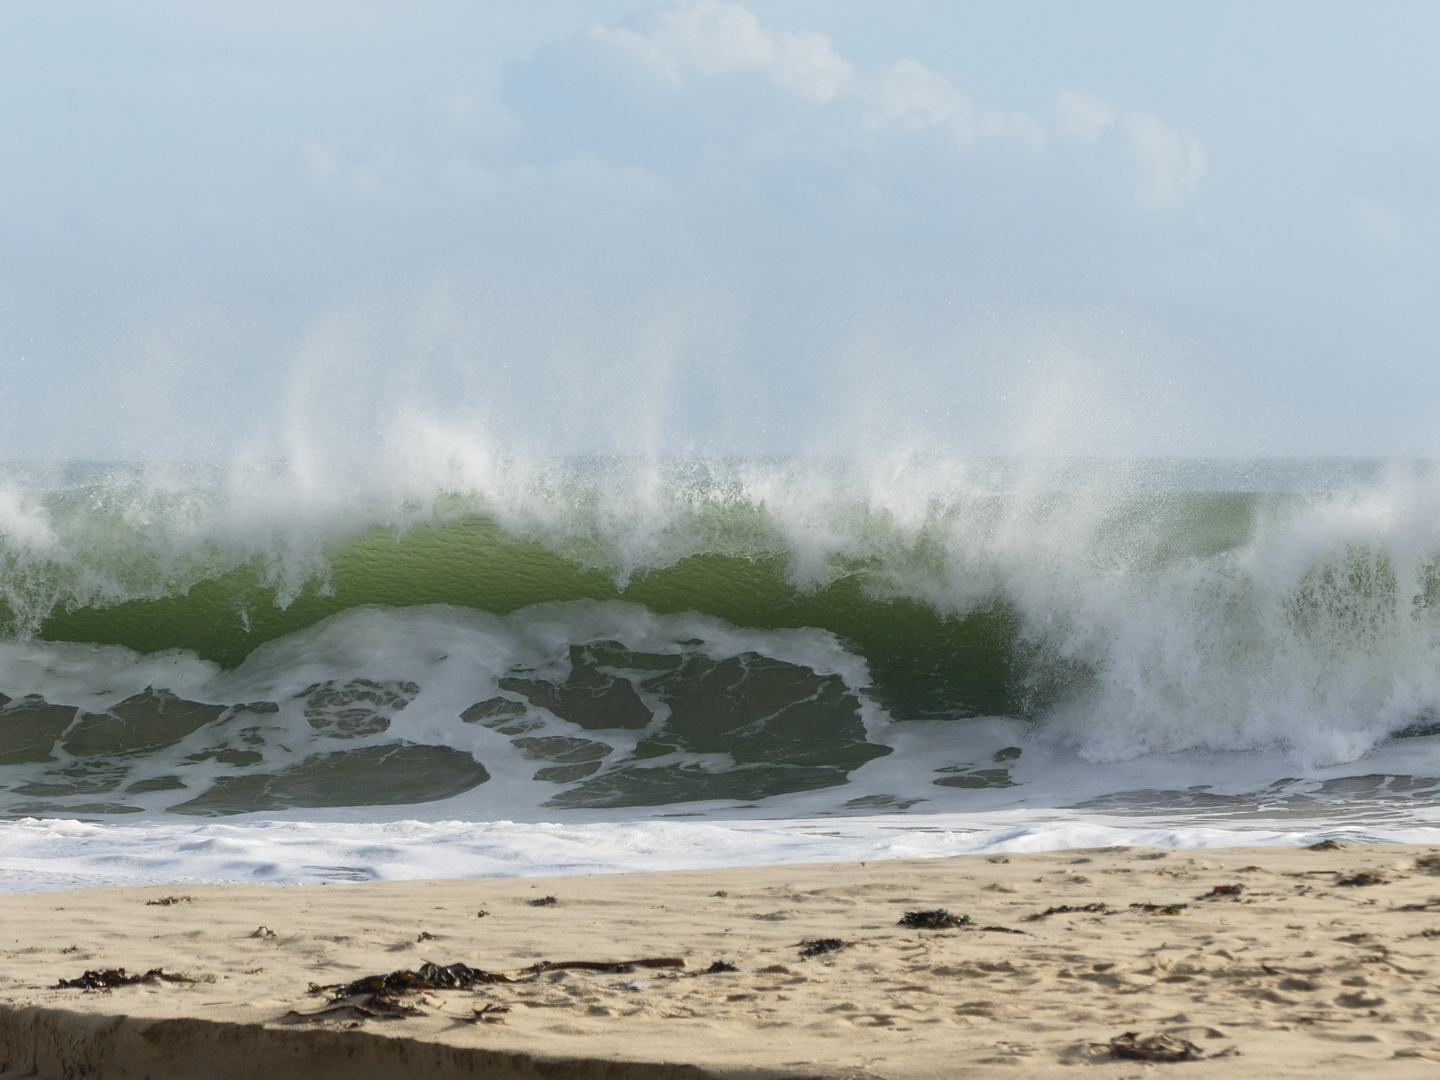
[3,453,1440,890]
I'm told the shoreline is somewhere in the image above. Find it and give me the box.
[5,810,1440,896]
[5,843,1440,1077]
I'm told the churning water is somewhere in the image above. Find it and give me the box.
[4,453,1440,886]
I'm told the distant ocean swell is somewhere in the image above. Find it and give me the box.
[3,457,1440,820]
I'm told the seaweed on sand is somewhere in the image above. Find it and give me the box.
[1198,884,1244,899]
[1024,903,1111,921]
[311,962,503,998]
[1130,903,1187,915]
[296,962,506,1023]
[899,909,971,929]
[1109,1032,1205,1062]
[56,968,194,990]
[1336,871,1385,887]
[527,957,686,975]
[309,956,689,1001]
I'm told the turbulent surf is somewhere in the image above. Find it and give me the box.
[4,455,1440,830]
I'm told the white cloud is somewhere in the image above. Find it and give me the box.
[508,3,1055,166]
[1127,112,1207,210]
[587,1,852,105]
[323,3,1202,228]
[856,60,1046,150]
[866,59,973,132]
[1055,91,1115,142]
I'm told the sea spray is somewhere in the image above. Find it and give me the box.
[4,454,1440,821]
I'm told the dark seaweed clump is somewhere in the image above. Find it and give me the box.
[899,909,972,930]
[1336,872,1385,887]
[1023,903,1110,921]
[1130,903,1187,915]
[56,968,192,990]
[1110,1031,1205,1062]
[1202,884,1243,897]
[315,961,499,998]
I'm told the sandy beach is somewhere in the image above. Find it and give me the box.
[4,843,1440,1077]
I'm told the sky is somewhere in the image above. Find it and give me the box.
[1,1,1439,461]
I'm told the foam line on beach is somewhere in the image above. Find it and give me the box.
[3,811,1439,893]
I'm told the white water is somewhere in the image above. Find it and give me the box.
[8,601,1440,826]
[1,810,1437,895]
[7,457,1440,887]
[0,603,887,819]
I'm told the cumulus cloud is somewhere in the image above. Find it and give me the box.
[1127,112,1208,210]
[503,1,1047,167]
[865,59,972,132]
[853,60,1043,150]
[504,0,855,159]
[1055,91,1115,142]
[590,0,852,104]
[286,2,1209,254]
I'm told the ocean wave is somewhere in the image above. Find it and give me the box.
[4,455,1440,796]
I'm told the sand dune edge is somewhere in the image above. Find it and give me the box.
[0,1004,787,1080]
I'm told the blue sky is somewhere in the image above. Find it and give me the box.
[1,1,1438,459]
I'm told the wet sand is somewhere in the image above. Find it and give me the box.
[4,842,1440,1077]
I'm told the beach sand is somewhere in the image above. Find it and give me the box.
[4,842,1440,1078]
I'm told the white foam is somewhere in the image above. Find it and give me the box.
[1,809,1436,894]
[8,599,1440,823]
[0,603,890,818]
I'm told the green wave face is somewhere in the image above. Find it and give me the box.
[28,483,1272,720]
[35,516,1024,721]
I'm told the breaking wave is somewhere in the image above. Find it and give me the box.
[4,453,1440,819]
